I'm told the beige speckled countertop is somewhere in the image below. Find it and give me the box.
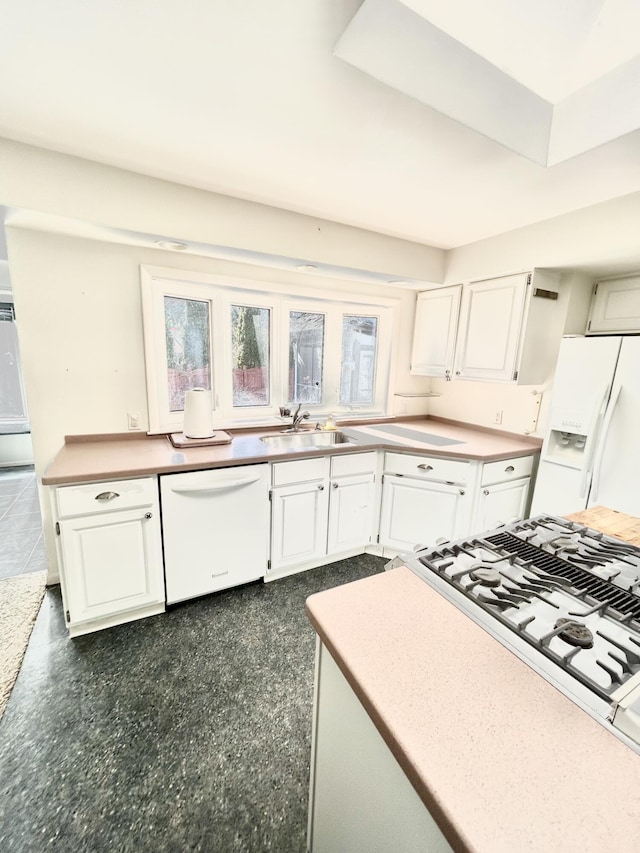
[42,418,541,485]
[306,567,640,852]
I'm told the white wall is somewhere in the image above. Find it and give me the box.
[6,226,426,581]
[0,138,445,283]
[445,192,640,283]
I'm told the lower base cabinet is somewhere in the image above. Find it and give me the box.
[378,475,469,552]
[55,477,165,636]
[269,452,377,576]
[308,641,452,853]
[474,476,531,532]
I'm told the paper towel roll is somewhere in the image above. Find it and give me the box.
[183,388,214,438]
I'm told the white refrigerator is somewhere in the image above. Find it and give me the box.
[531,335,640,517]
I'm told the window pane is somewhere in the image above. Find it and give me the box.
[0,308,29,430]
[231,305,270,407]
[164,296,211,412]
[288,311,324,404]
[340,315,378,405]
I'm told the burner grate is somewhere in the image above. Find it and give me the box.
[485,532,640,622]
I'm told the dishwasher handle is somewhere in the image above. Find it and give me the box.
[170,475,262,494]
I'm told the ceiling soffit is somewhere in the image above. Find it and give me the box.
[334,0,640,166]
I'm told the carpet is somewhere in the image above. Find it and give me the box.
[0,571,47,721]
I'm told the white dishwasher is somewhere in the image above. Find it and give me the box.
[160,464,270,604]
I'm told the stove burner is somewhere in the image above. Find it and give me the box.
[554,619,594,649]
[469,567,502,587]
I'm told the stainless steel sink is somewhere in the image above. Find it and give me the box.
[260,430,356,450]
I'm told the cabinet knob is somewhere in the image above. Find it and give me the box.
[483,489,490,496]
[455,371,461,375]
[417,464,433,471]
[318,484,324,491]
[459,489,465,495]
[505,465,515,473]
[332,482,339,489]
[95,491,119,502]
[144,512,153,519]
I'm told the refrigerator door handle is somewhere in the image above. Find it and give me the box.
[590,384,623,503]
[579,382,610,499]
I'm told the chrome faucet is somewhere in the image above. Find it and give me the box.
[291,402,310,431]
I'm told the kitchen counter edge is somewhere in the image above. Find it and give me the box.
[42,420,541,486]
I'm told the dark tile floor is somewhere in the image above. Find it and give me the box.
[0,553,386,852]
[0,466,48,579]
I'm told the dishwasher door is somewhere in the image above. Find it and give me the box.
[160,464,270,604]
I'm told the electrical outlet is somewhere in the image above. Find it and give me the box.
[494,410,503,425]
[127,411,140,430]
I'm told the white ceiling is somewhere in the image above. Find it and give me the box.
[1,0,640,250]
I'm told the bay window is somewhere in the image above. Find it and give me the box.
[141,266,397,433]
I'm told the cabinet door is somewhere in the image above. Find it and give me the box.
[454,273,528,382]
[410,286,462,378]
[379,475,468,552]
[59,508,164,625]
[270,481,329,571]
[327,473,375,555]
[587,276,640,334]
[475,477,530,532]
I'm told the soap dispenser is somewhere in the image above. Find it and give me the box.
[324,414,337,431]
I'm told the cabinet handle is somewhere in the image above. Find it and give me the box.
[144,512,152,519]
[505,465,515,473]
[318,484,324,490]
[483,489,490,496]
[332,482,339,489]
[417,464,434,471]
[95,491,119,501]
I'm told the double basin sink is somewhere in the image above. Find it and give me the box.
[260,430,356,451]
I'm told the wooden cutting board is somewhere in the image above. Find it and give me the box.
[564,506,640,547]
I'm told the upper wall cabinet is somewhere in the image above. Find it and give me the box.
[410,285,462,379]
[411,269,563,384]
[586,275,640,334]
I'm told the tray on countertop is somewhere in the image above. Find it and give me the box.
[169,431,233,448]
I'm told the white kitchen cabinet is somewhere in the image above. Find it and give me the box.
[454,273,529,382]
[378,453,472,552]
[270,479,330,571]
[411,269,563,384]
[160,464,270,604]
[327,472,375,554]
[472,455,535,531]
[586,275,640,334]
[474,477,531,531]
[269,452,377,576]
[410,285,461,378]
[54,477,165,636]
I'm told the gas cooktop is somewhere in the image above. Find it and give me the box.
[399,515,640,753]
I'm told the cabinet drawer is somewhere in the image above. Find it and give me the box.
[383,452,470,485]
[272,456,328,486]
[56,477,158,518]
[331,452,377,478]
[481,455,534,486]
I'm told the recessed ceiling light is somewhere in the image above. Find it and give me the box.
[295,263,318,271]
[155,240,188,251]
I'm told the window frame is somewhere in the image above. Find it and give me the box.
[141,265,398,433]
